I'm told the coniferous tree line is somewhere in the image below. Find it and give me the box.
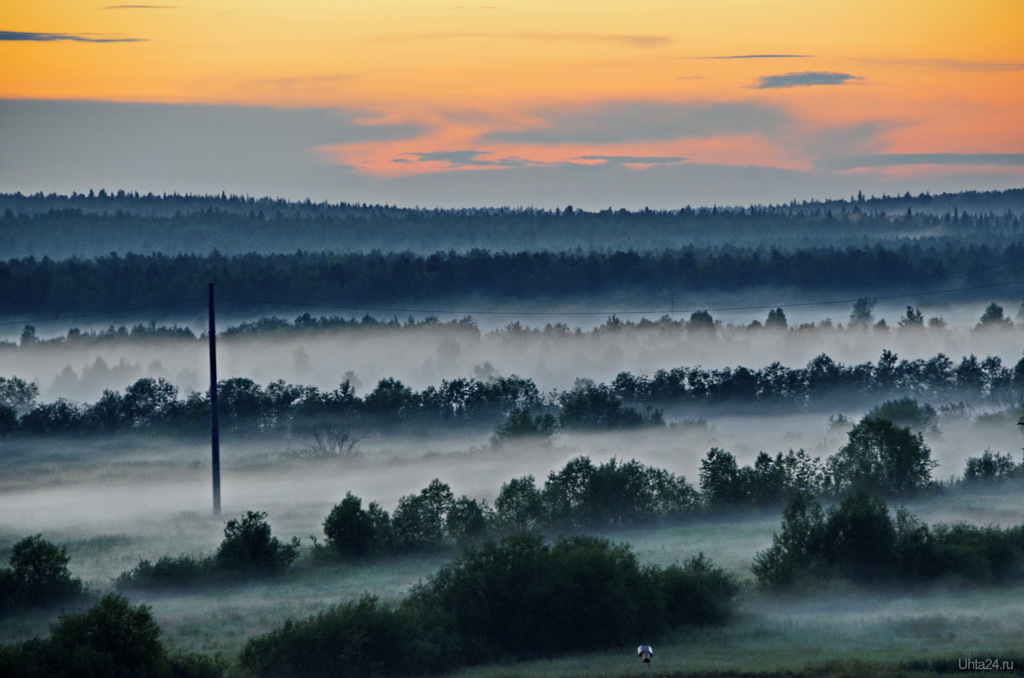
[5,242,1024,316]
[2,188,1022,259]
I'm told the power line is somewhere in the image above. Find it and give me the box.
[0,298,205,328]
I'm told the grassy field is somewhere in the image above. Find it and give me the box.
[2,431,1024,676]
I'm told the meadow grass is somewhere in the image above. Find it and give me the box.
[3,433,1024,675]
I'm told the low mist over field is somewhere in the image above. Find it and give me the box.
[8,302,1024,402]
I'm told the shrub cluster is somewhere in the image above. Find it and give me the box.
[753,490,1024,588]
[698,412,941,507]
[322,457,699,560]
[0,535,85,613]
[240,533,737,677]
[963,449,1024,482]
[0,593,222,678]
[117,511,298,590]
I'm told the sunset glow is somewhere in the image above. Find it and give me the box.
[2,0,1022,206]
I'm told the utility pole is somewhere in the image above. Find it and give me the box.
[208,282,221,516]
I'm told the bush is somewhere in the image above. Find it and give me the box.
[754,492,1024,588]
[0,594,222,678]
[491,407,556,443]
[213,510,299,575]
[820,490,897,582]
[964,449,1020,482]
[0,535,84,613]
[118,511,298,589]
[323,493,379,559]
[751,491,828,589]
[653,553,739,627]
[867,397,938,431]
[239,595,455,678]
[410,532,736,662]
[242,533,737,676]
[116,554,213,590]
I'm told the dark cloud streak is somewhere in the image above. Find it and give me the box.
[755,71,860,88]
[405,151,535,168]
[0,30,146,43]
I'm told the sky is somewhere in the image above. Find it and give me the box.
[1,0,1023,209]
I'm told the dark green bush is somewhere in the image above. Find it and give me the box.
[410,532,735,662]
[491,407,556,442]
[322,493,379,559]
[867,397,938,431]
[213,511,299,575]
[653,553,740,628]
[964,449,1020,482]
[0,593,222,678]
[117,511,298,589]
[0,535,84,613]
[754,492,1024,588]
[116,554,213,590]
[242,533,737,677]
[239,595,456,678]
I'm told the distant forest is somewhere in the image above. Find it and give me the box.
[2,242,1024,318]
[1,188,1023,258]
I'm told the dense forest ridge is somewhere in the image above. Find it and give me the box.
[5,187,1023,217]
[1,188,1022,258]
[4,242,1024,320]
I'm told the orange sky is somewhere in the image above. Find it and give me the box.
[1,0,1022,205]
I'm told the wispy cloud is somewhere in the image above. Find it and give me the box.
[104,5,176,9]
[0,30,146,43]
[754,71,860,89]
[577,155,687,165]
[818,153,1024,171]
[373,32,671,48]
[862,58,1024,72]
[686,54,812,60]
[404,150,534,168]
[482,101,788,145]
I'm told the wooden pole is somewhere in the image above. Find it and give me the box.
[209,282,221,515]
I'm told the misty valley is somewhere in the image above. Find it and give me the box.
[2,190,1024,677]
